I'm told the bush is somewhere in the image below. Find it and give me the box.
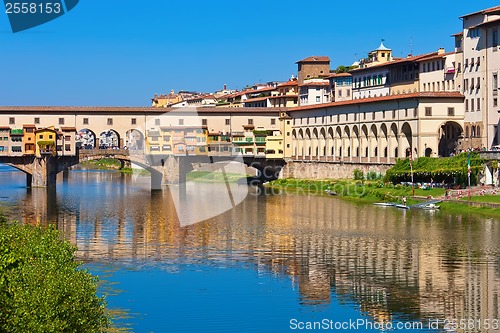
[353,169,364,181]
[366,171,382,180]
[0,221,110,333]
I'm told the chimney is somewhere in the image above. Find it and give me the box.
[438,48,445,55]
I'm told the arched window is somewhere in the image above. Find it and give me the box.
[477,126,481,138]
[465,126,469,138]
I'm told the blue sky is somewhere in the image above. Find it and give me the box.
[1,1,499,107]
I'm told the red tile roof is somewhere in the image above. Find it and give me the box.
[23,124,37,128]
[291,91,464,111]
[277,80,298,87]
[243,97,269,103]
[0,106,286,114]
[299,81,330,87]
[327,73,352,78]
[416,52,454,62]
[244,86,276,94]
[451,31,463,37]
[460,5,500,18]
[296,56,330,63]
[475,17,500,28]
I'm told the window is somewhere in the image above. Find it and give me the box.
[372,112,375,120]
[494,98,498,107]
[202,119,207,126]
[470,78,474,90]
[338,90,342,97]
[414,108,418,117]
[83,118,89,125]
[346,89,350,97]
[131,118,136,125]
[59,118,64,125]
[163,135,171,141]
[494,73,498,93]
[34,117,40,124]
[65,144,71,151]
[465,99,469,111]
[179,119,184,125]
[425,107,432,116]
[9,117,14,125]
[448,107,455,116]
[493,29,498,49]
[225,119,230,125]
[471,99,475,111]
[107,118,113,126]
[155,118,160,126]
[477,57,480,66]
[64,135,71,141]
[39,135,43,139]
[315,96,320,103]
[477,98,480,111]
[248,119,253,125]
[48,135,53,139]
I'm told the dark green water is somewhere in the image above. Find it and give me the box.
[1,165,500,333]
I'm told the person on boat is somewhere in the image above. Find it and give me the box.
[402,197,407,205]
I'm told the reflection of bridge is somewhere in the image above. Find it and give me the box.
[0,148,286,189]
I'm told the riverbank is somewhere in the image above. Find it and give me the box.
[77,158,146,175]
[265,178,500,218]
[187,170,248,183]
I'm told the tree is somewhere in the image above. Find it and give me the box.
[0,220,110,333]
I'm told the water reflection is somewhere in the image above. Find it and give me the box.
[1,168,500,332]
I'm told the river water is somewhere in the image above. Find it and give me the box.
[1,165,500,333]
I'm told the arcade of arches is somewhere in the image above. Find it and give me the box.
[291,120,464,162]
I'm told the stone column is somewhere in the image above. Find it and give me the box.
[31,155,58,188]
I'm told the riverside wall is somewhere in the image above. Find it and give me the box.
[280,160,392,180]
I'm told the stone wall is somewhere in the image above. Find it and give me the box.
[280,160,392,180]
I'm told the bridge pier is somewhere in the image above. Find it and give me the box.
[162,155,193,185]
[31,155,58,188]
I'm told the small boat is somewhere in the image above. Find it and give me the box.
[325,189,338,196]
[422,203,440,210]
[393,204,410,210]
[373,202,395,207]
[411,199,442,210]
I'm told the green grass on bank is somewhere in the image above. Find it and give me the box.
[267,178,445,202]
[186,171,248,183]
[463,195,500,204]
[439,201,500,218]
[266,178,500,218]
[79,159,147,175]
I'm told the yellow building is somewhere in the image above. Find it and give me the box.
[23,124,36,155]
[265,129,284,158]
[35,127,58,157]
[270,79,299,107]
